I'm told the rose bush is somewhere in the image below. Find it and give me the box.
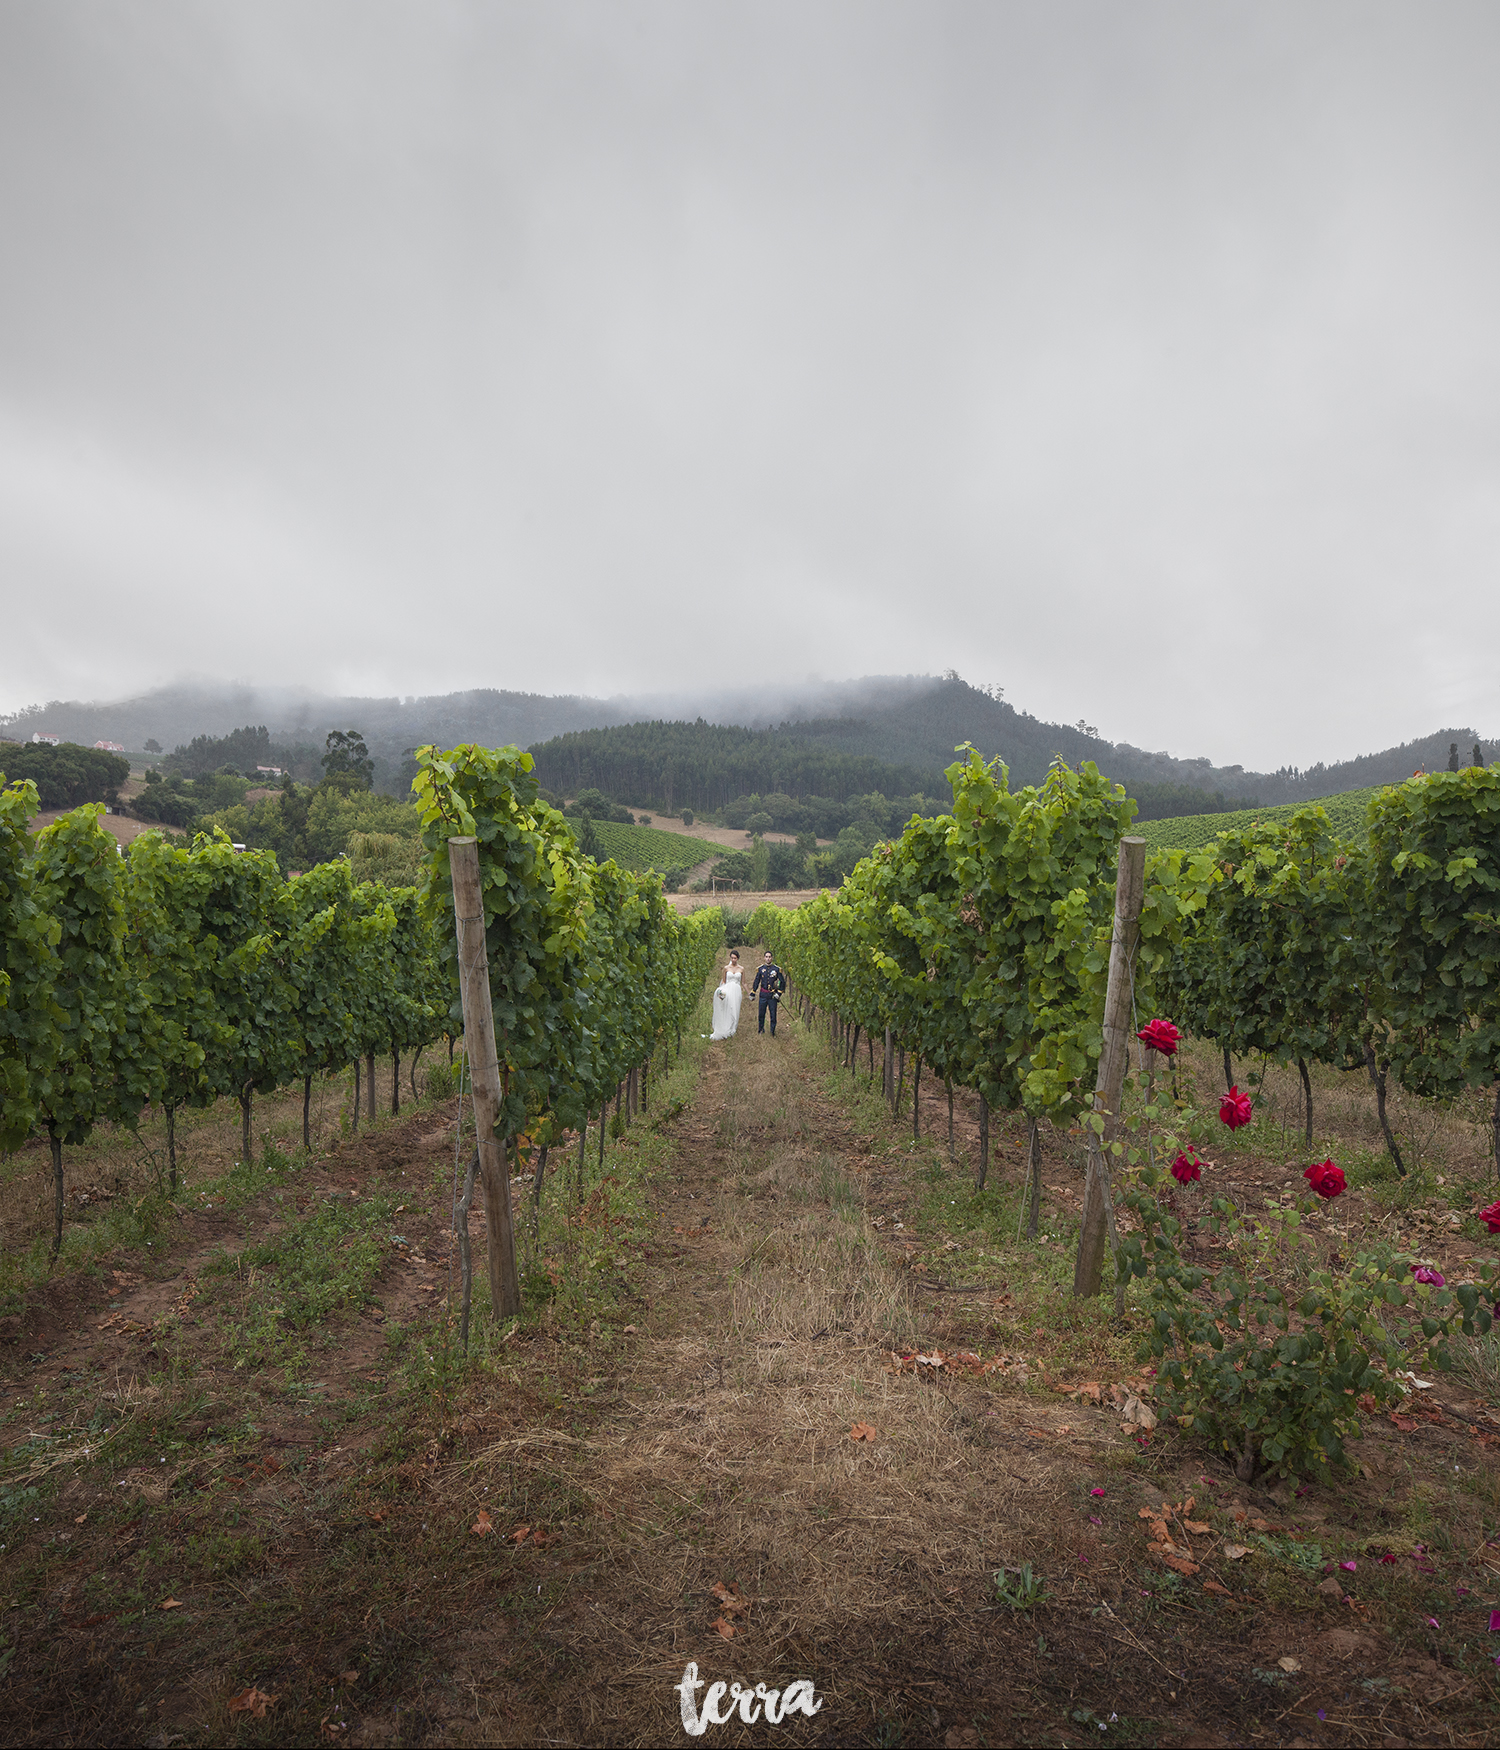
[1118,1166,1498,1480]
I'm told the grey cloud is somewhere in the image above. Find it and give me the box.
[3,1,1497,771]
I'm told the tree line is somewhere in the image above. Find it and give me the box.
[0,741,130,812]
[527,719,935,814]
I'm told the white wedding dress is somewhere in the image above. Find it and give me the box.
[711,964,743,1040]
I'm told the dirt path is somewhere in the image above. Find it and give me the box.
[438,1023,1277,1747]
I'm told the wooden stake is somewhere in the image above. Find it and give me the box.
[1073,835,1146,1300]
[1025,1117,1042,1239]
[448,837,522,1320]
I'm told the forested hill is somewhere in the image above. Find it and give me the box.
[528,680,1493,823]
[528,720,936,815]
[5,673,1489,812]
[722,675,1487,805]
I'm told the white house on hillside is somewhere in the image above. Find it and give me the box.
[30,731,61,745]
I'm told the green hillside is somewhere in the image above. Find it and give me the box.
[589,819,707,874]
[1134,787,1382,852]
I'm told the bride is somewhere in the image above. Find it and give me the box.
[710,950,744,1040]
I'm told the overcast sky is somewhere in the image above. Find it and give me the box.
[2,2,1497,770]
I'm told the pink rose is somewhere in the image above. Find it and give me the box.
[1170,1152,1202,1185]
[1303,1160,1346,1200]
[1219,1086,1252,1130]
[1136,1019,1180,1057]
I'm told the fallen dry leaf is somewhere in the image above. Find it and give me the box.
[1149,1518,1170,1543]
[1202,1580,1231,1596]
[849,1421,878,1443]
[711,1616,737,1640]
[711,1581,750,1616]
[1223,1543,1250,1560]
[530,1528,552,1548]
[1182,1520,1211,1536]
[73,1514,87,1526]
[365,1509,386,1524]
[1390,1413,1418,1433]
[470,1508,495,1536]
[1278,1656,1302,1674]
[159,1597,184,1611]
[340,1671,358,1685]
[227,1688,278,1717]
[1246,1516,1274,1532]
[1158,1551,1200,1576]
[509,1523,531,1543]
[1118,1393,1158,1431]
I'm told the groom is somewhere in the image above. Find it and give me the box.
[751,950,786,1036]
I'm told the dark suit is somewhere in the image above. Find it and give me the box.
[751,962,786,1034]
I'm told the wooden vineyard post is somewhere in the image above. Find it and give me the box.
[1073,835,1147,1301]
[448,837,522,1321]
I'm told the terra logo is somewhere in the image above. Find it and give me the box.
[675,1662,824,1735]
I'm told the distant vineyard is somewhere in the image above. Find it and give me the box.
[589,820,706,873]
[1132,786,1381,851]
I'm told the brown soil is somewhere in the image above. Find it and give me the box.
[2,1019,1499,1745]
[31,808,153,847]
[667,889,827,915]
[624,819,824,851]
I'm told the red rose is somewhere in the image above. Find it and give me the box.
[1219,1086,1252,1129]
[1136,1019,1180,1057]
[1303,1159,1346,1200]
[1170,1152,1201,1185]
[1479,1201,1500,1235]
